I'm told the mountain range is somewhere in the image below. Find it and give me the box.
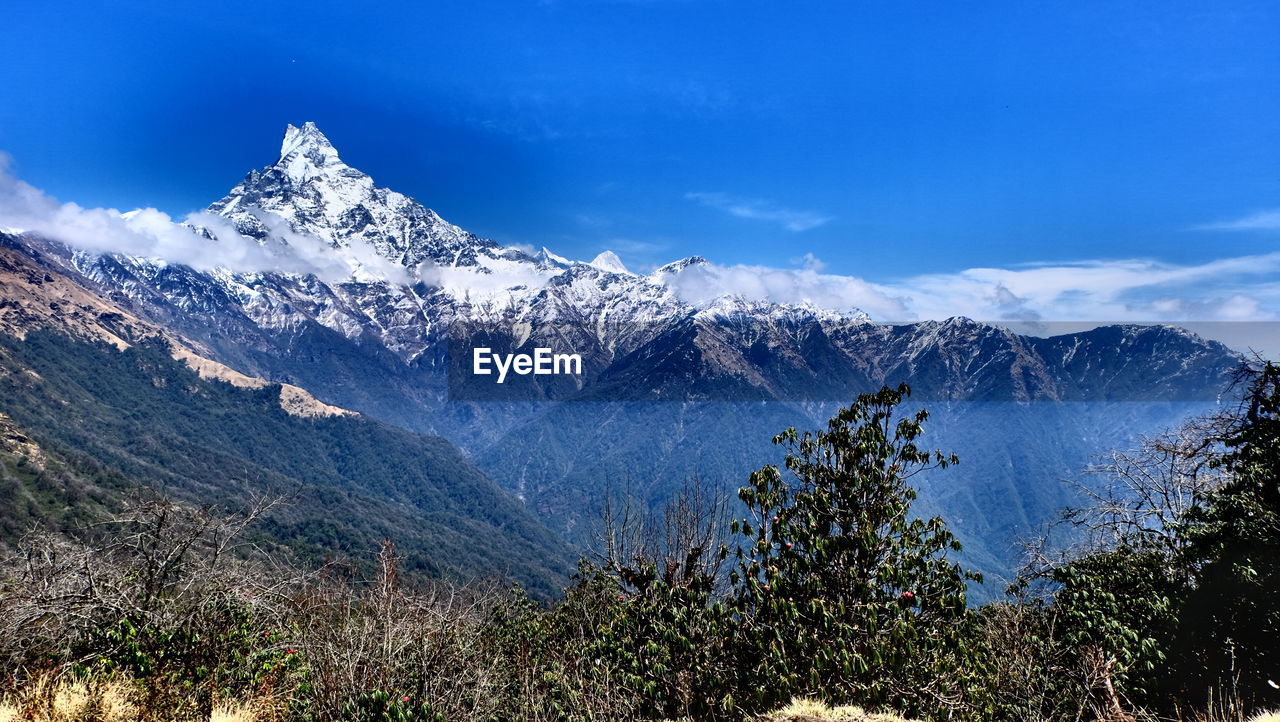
[0,123,1244,593]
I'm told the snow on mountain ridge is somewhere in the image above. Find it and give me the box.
[693,295,870,325]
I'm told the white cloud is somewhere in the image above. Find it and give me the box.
[685,191,831,232]
[658,252,1280,323]
[791,252,827,272]
[1193,208,1280,231]
[886,255,1280,321]
[414,260,550,300]
[658,260,909,317]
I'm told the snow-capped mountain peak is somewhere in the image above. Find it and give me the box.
[535,246,573,269]
[277,122,343,181]
[194,124,873,328]
[652,256,708,275]
[280,121,335,158]
[115,123,877,349]
[588,250,631,275]
[207,122,494,269]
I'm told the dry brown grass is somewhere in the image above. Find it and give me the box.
[0,675,279,722]
[0,676,137,722]
[210,699,275,722]
[755,697,918,722]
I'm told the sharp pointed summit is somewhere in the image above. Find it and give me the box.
[280,121,338,160]
[276,122,344,183]
[206,123,495,268]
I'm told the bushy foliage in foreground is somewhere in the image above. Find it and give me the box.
[975,362,1280,721]
[4,375,1280,721]
[727,387,980,717]
[0,385,980,721]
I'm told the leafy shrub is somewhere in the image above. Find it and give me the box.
[725,384,982,719]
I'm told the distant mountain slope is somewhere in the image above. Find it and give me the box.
[0,242,572,597]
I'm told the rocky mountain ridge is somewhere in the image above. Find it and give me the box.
[10,123,1235,407]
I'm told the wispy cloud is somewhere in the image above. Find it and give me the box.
[656,251,1280,323]
[886,255,1280,322]
[573,213,612,229]
[1192,208,1280,231]
[790,252,826,272]
[685,191,831,232]
[658,260,907,317]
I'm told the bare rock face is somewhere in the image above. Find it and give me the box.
[0,412,45,470]
[0,235,351,419]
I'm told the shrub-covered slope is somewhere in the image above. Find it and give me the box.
[0,330,573,597]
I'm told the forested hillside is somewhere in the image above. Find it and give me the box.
[0,330,572,597]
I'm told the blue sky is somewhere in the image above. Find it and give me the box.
[3,0,1280,326]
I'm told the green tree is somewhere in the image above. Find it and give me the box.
[1049,546,1178,717]
[1178,361,1280,709]
[728,384,982,718]
[1024,362,1280,718]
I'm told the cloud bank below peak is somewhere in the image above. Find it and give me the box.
[0,162,409,284]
